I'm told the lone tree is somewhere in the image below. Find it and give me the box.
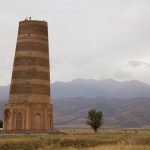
[87,109,103,132]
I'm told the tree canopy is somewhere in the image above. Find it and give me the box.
[87,109,103,132]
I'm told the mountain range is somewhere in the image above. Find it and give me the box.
[51,78,150,99]
[2,79,150,100]
[0,78,150,128]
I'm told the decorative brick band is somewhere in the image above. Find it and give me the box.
[14,56,49,67]
[10,84,50,95]
[11,79,50,86]
[9,94,50,103]
[17,39,48,45]
[13,66,49,73]
[18,24,48,36]
[16,41,48,54]
[12,70,50,80]
[17,34,48,42]
[16,51,49,59]
[19,20,48,26]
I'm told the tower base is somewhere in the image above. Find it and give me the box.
[3,102,53,132]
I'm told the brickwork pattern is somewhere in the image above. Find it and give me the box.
[3,20,53,132]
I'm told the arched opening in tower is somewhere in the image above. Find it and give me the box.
[34,113,41,130]
[16,113,23,130]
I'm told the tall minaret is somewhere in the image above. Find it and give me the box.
[4,20,53,132]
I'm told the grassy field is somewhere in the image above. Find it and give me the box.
[0,128,149,150]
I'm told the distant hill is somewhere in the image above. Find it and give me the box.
[53,97,150,128]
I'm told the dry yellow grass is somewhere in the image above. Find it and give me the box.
[0,128,149,150]
[40,144,150,150]
[60,145,150,150]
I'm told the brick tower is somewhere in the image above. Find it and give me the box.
[3,20,53,132]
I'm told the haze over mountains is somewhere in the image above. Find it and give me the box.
[51,78,150,99]
[1,78,150,100]
[0,78,150,128]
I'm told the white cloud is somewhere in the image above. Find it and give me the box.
[128,60,150,68]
